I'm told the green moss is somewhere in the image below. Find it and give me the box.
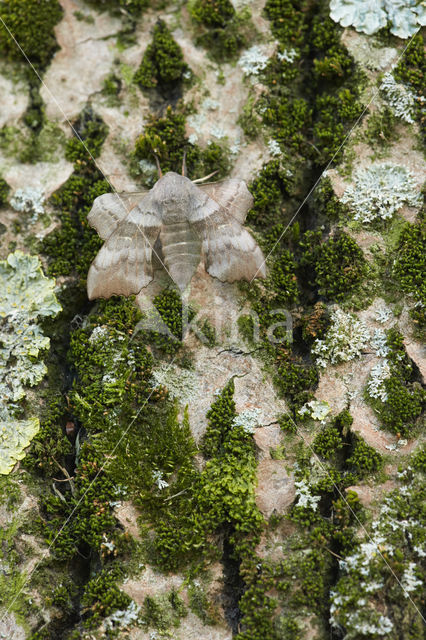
[84,0,149,18]
[81,566,132,628]
[263,96,312,154]
[347,435,383,477]
[246,160,294,231]
[0,176,10,206]
[23,394,71,477]
[41,108,109,280]
[0,0,62,67]
[364,106,399,153]
[307,231,368,302]
[367,329,425,435]
[392,220,426,316]
[393,32,425,100]
[313,424,344,459]
[202,379,235,458]
[263,0,306,47]
[411,445,426,473]
[64,108,109,163]
[191,0,235,27]
[276,355,319,410]
[134,20,189,89]
[190,0,250,62]
[312,176,346,224]
[142,589,187,630]
[133,106,230,183]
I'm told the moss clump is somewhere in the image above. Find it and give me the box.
[0,0,62,67]
[263,0,306,47]
[393,32,425,134]
[81,566,132,628]
[313,424,344,459]
[41,108,109,280]
[306,231,368,302]
[346,435,383,477]
[133,106,230,183]
[190,0,250,62]
[134,20,189,90]
[246,160,294,231]
[0,176,10,206]
[364,106,399,152]
[392,220,426,325]
[145,287,195,354]
[367,329,425,435]
[84,0,149,18]
[202,379,235,458]
[142,589,187,631]
[23,394,71,477]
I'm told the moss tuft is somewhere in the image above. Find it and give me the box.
[133,106,230,182]
[0,176,10,206]
[134,19,189,89]
[0,0,62,67]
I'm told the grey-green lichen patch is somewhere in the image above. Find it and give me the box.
[330,0,426,38]
[0,251,61,474]
[341,163,422,224]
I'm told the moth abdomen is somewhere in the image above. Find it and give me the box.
[160,221,202,290]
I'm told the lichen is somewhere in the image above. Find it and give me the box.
[312,308,369,367]
[10,187,45,221]
[341,163,421,224]
[330,0,426,39]
[380,72,418,124]
[0,251,61,474]
[330,469,425,639]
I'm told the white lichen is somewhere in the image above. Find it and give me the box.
[232,407,262,434]
[151,364,198,404]
[401,562,422,596]
[238,45,269,76]
[330,0,426,38]
[294,479,321,511]
[105,601,140,630]
[267,139,282,157]
[370,328,389,357]
[341,163,421,224]
[312,308,369,368]
[380,72,419,124]
[367,361,390,401]
[152,469,169,490]
[10,187,45,221]
[277,47,298,63]
[298,400,331,423]
[0,251,61,474]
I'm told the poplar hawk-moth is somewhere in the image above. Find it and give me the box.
[86,171,266,299]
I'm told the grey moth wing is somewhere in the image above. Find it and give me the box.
[197,178,253,224]
[87,190,148,240]
[189,186,266,283]
[87,197,161,299]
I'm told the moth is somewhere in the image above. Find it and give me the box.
[86,170,266,300]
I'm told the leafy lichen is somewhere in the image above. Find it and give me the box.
[0,251,61,474]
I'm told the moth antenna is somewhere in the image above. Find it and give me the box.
[192,170,219,184]
[152,153,163,178]
[182,149,187,177]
